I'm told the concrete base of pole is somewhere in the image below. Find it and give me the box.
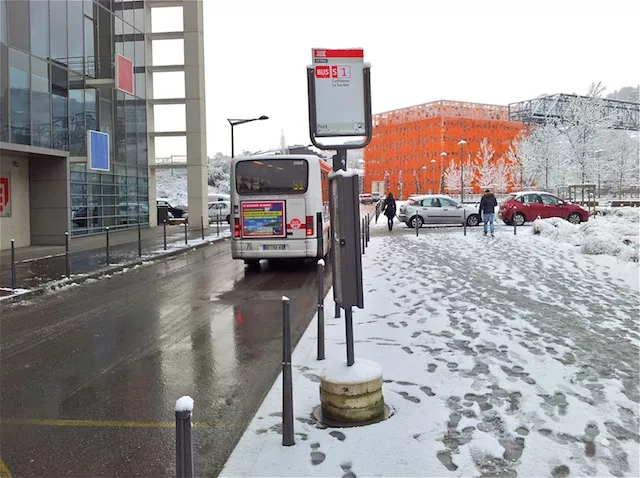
[319,358,385,423]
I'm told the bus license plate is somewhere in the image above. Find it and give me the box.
[263,245,286,251]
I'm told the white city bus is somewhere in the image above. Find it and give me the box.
[230,154,332,265]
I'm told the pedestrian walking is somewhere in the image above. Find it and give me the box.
[479,188,498,237]
[382,192,397,231]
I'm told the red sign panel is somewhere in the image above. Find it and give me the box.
[116,54,134,95]
[313,49,364,59]
[0,175,11,217]
[289,218,301,230]
[315,66,331,79]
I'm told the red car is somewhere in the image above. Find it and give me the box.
[498,191,588,226]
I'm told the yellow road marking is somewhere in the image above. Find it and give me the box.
[0,418,239,429]
[0,459,12,478]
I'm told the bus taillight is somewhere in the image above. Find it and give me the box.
[306,216,314,236]
[234,218,241,238]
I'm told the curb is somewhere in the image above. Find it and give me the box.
[0,235,230,305]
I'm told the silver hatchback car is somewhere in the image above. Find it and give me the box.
[398,194,481,227]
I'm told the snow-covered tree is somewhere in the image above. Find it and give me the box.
[606,130,640,196]
[493,157,512,193]
[475,138,497,189]
[207,153,231,193]
[444,162,476,196]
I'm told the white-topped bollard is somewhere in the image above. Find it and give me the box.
[320,358,384,422]
[175,396,194,477]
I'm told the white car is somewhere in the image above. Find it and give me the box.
[398,194,481,227]
[184,201,231,224]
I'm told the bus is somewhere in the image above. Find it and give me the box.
[230,154,332,265]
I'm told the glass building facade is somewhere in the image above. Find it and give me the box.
[0,0,149,236]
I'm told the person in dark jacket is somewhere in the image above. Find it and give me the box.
[382,192,397,231]
[479,188,498,237]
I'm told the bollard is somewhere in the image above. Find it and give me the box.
[200,216,205,241]
[282,296,295,446]
[10,239,17,290]
[175,396,194,478]
[163,220,167,250]
[415,214,419,237]
[463,209,467,236]
[317,259,325,361]
[216,213,220,236]
[514,216,517,235]
[362,218,366,253]
[65,232,70,278]
[105,227,110,265]
[366,214,370,245]
[345,306,355,366]
[138,221,142,257]
[184,222,188,245]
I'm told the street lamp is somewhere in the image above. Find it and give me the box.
[458,140,467,203]
[429,159,436,193]
[227,115,269,158]
[421,165,427,194]
[439,152,447,194]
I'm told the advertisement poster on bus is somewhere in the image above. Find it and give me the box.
[241,201,286,238]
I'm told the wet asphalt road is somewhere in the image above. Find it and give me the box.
[0,238,331,477]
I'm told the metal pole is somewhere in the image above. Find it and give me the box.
[216,213,220,236]
[137,221,142,257]
[184,222,188,245]
[317,259,325,360]
[65,232,70,277]
[415,211,419,236]
[514,216,517,235]
[175,399,194,478]
[200,215,205,241]
[10,239,16,290]
[282,296,295,446]
[105,227,110,265]
[366,214,370,244]
[230,124,235,158]
[163,220,167,250]
[332,149,347,319]
[345,307,355,366]
[463,209,467,236]
[362,217,366,253]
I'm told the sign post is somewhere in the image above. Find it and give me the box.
[307,48,372,367]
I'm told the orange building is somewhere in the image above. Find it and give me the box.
[364,100,526,198]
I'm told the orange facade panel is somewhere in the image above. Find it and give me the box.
[364,101,525,198]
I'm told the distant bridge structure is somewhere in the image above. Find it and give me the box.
[508,94,639,131]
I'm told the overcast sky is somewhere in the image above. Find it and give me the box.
[152,0,639,158]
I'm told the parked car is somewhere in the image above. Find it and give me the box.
[498,191,588,226]
[398,194,481,227]
[184,200,231,224]
[157,198,187,219]
[359,193,374,204]
[371,192,381,202]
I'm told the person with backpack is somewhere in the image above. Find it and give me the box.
[382,192,397,231]
[479,188,498,237]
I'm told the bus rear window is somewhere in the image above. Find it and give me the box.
[236,159,309,195]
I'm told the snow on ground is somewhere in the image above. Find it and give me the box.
[221,217,639,478]
[156,169,221,206]
[533,208,640,262]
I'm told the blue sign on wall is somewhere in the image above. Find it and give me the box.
[88,130,110,171]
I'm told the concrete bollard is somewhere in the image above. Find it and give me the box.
[65,232,70,278]
[105,227,110,265]
[10,239,16,290]
[317,259,325,361]
[175,396,194,478]
[282,296,295,446]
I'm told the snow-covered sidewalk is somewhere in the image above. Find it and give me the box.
[221,218,639,478]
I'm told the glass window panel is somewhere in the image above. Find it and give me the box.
[151,39,183,66]
[151,6,182,33]
[69,72,85,155]
[125,95,136,164]
[88,172,100,183]
[152,72,184,99]
[154,104,185,132]
[134,37,144,67]
[31,57,51,148]
[84,16,96,77]
[133,5,144,33]
[52,64,69,151]
[7,0,29,51]
[0,44,8,142]
[30,0,49,59]
[136,101,147,165]
[84,0,94,18]
[96,5,112,79]
[50,0,68,67]
[9,48,30,145]
[97,0,111,12]
[0,0,6,43]
[122,7,133,27]
[99,94,114,161]
[68,0,84,73]
[114,91,126,162]
[134,72,145,99]
[85,87,97,132]
[123,21,134,65]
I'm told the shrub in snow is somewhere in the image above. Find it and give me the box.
[532,218,580,245]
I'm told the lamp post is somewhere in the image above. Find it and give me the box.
[439,151,447,194]
[458,140,467,203]
[421,165,427,194]
[228,115,269,158]
[430,159,436,193]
